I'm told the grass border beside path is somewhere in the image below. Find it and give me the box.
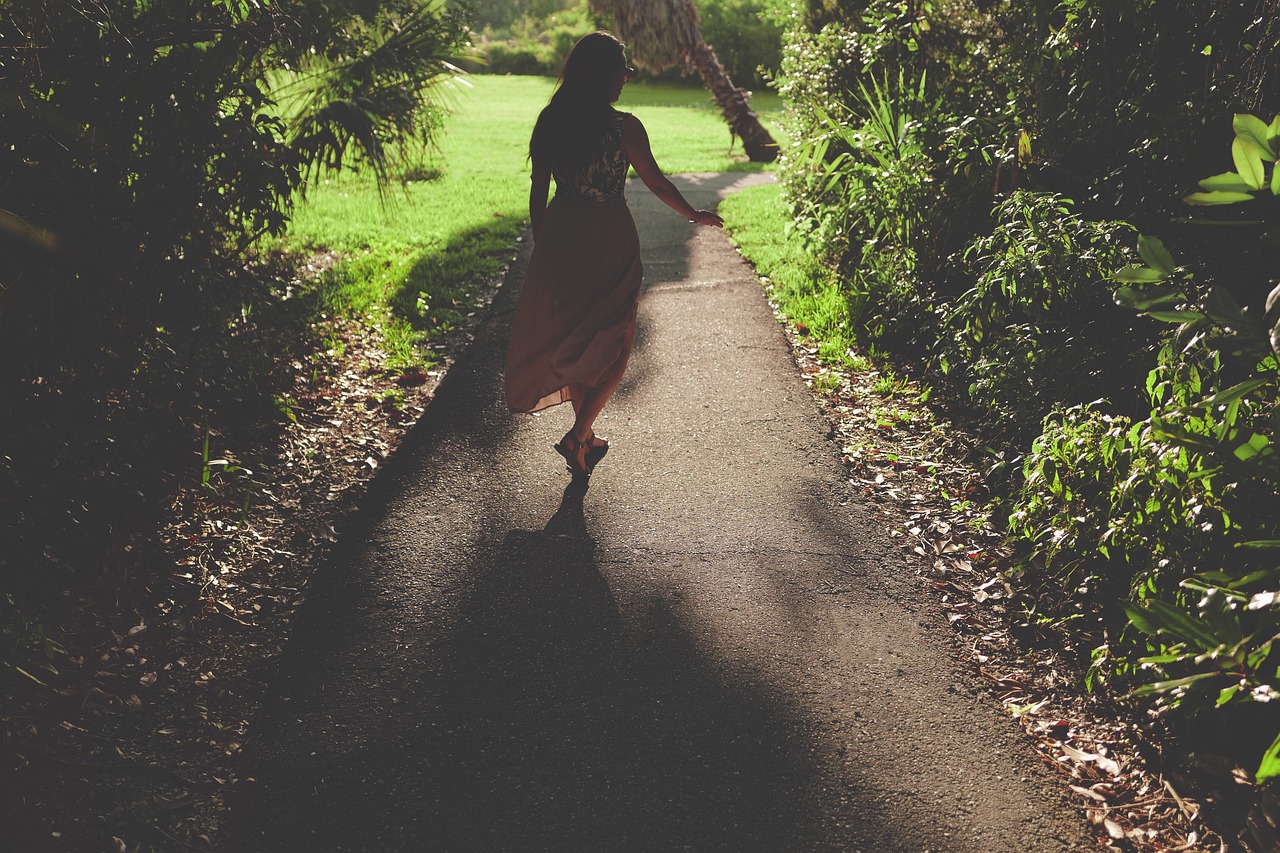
[720,183,859,371]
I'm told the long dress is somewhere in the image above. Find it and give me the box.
[504,111,642,414]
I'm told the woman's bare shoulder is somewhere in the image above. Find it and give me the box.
[620,112,648,139]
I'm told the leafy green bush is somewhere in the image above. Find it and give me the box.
[463,1,601,76]
[1009,114,1280,780]
[0,0,469,381]
[780,60,941,346]
[1007,404,1137,614]
[773,1,1013,355]
[996,0,1278,220]
[940,192,1139,439]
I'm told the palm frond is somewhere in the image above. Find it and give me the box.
[279,2,468,196]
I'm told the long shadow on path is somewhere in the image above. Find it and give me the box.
[421,485,818,850]
[232,480,829,852]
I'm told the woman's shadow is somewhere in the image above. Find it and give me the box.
[541,472,591,539]
[423,476,631,847]
[416,476,818,850]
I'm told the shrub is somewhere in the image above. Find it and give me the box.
[939,192,1141,440]
[0,0,470,383]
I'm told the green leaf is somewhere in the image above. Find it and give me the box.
[1113,285,1185,311]
[1184,190,1257,205]
[1235,114,1278,160]
[1272,160,1280,196]
[1124,602,1160,635]
[1239,540,1280,551]
[1113,265,1166,283]
[1137,235,1177,275]
[1206,285,1247,319]
[1233,136,1268,188]
[1113,285,1141,307]
[1139,652,1192,664]
[12,665,48,686]
[1147,310,1205,323]
[1234,432,1272,462]
[1203,377,1269,408]
[1198,172,1255,193]
[1129,671,1219,697]
[1217,683,1241,707]
[1143,599,1224,649]
[1257,730,1280,784]
[1017,129,1032,165]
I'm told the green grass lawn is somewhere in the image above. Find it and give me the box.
[719,182,861,369]
[285,75,783,367]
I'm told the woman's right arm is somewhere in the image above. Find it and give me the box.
[529,158,552,240]
[621,114,723,227]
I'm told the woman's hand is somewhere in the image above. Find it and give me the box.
[689,209,724,228]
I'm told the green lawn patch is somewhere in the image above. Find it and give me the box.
[283,75,782,368]
[719,182,861,369]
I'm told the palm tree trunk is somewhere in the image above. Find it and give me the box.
[589,0,779,163]
[687,37,778,163]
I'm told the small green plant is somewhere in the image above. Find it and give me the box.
[1096,115,1280,782]
[273,394,299,424]
[374,387,407,410]
[1,593,63,698]
[941,192,1136,440]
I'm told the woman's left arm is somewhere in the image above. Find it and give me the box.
[529,158,552,240]
[621,115,723,227]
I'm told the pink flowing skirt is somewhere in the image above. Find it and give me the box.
[504,195,643,414]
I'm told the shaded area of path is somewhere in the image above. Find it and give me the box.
[227,174,1094,851]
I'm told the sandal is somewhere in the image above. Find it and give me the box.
[585,433,609,470]
[554,431,610,475]
[554,432,592,475]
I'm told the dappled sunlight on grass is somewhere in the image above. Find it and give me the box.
[720,182,859,368]
[280,76,783,366]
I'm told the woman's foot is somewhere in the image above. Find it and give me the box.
[554,431,592,475]
[585,433,609,469]
[554,431,609,475]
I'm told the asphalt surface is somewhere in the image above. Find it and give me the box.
[228,173,1096,852]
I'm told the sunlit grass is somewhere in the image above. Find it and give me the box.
[283,75,783,367]
[719,182,861,369]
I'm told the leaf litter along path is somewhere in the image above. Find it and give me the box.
[227,173,1095,851]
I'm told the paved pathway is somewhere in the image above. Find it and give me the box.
[229,174,1094,852]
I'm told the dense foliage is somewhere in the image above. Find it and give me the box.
[463,0,784,88]
[774,0,1280,780]
[0,0,470,697]
[0,0,467,381]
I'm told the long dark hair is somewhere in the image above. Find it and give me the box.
[529,31,627,175]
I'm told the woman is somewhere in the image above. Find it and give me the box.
[503,31,724,476]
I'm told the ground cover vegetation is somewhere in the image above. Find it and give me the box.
[737,0,1280,844]
[1,0,781,833]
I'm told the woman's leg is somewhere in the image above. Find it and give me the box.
[569,370,623,443]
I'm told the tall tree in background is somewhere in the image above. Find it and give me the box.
[590,0,778,162]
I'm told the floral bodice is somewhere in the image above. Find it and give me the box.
[554,111,630,202]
